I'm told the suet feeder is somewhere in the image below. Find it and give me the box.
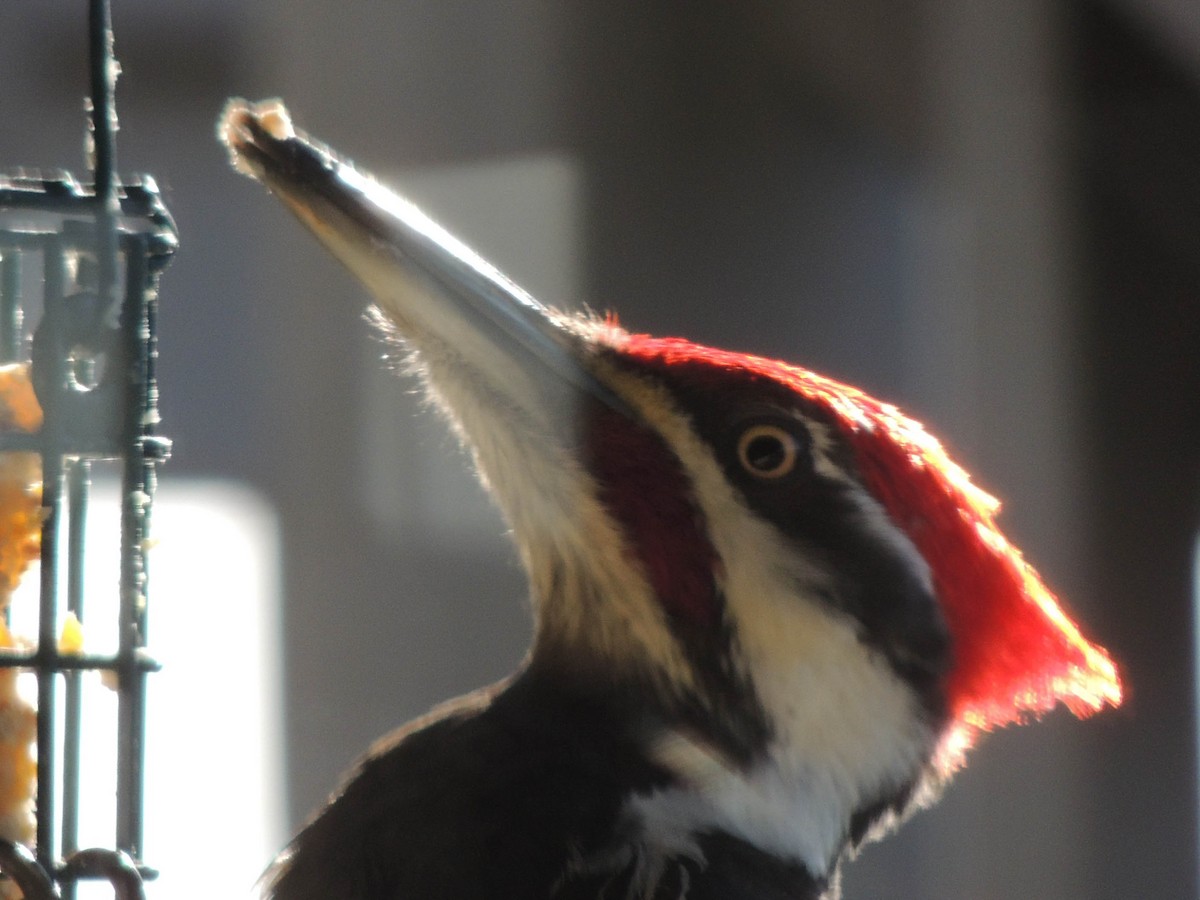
[0,1,175,897]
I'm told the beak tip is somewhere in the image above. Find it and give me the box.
[218,97,296,178]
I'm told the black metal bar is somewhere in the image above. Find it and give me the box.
[35,237,67,873]
[0,251,20,362]
[0,650,160,673]
[0,175,177,234]
[61,848,144,900]
[0,845,152,899]
[88,0,120,327]
[89,2,144,869]
[116,238,150,862]
[88,0,117,195]
[0,840,59,900]
[59,460,91,900]
[140,240,162,447]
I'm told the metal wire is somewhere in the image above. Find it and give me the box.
[0,0,176,895]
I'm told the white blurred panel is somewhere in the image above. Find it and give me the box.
[6,479,285,899]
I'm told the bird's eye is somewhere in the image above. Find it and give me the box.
[736,423,802,479]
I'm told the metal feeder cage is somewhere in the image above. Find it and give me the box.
[0,2,176,897]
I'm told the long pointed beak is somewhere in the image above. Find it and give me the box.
[219,98,631,423]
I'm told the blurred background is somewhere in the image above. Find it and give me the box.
[1,1,1198,897]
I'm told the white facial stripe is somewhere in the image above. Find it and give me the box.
[596,361,936,876]
[631,526,933,875]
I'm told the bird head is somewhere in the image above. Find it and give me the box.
[221,99,1121,881]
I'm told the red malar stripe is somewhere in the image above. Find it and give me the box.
[584,402,722,629]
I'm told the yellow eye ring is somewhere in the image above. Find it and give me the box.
[736,424,800,479]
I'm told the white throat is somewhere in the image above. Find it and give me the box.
[628,587,934,879]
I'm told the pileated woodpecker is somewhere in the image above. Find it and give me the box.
[220,99,1121,900]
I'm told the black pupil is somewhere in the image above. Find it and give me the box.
[746,433,786,472]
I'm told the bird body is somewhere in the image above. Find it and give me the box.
[219,99,1121,900]
[268,670,827,900]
